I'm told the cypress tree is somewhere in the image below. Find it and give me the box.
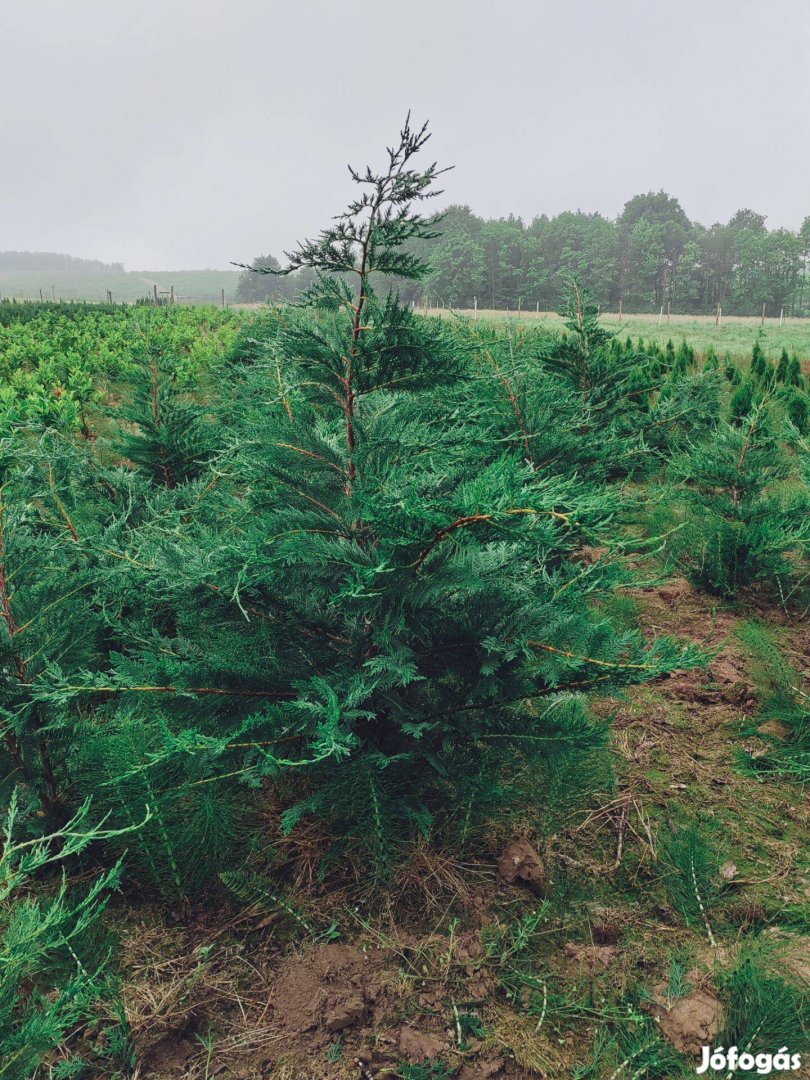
[775,348,790,383]
[22,120,703,884]
[786,355,804,389]
[750,339,768,383]
[671,399,810,597]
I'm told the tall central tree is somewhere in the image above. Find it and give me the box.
[30,119,703,887]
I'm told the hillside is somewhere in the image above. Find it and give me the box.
[0,268,240,304]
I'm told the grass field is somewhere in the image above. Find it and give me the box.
[435,307,810,362]
[0,268,240,304]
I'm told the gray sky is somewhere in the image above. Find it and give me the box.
[3,0,809,270]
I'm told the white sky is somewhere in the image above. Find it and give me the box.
[2,0,809,269]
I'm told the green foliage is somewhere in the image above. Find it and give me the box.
[659,821,726,943]
[786,391,809,432]
[220,869,319,937]
[737,622,810,782]
[111,352,218,487]
[664,958,692,1002]
[776,348,790,383]
[670,399,810,597]
[0,302,238,433]
[7,125,810,1079]
[397,1062,457,1079]
[575,1011,686,1079]
[718,949,810,1060]
[0,125,708,918]
[786,354,804,388]
[729,377,756,424]
[0,793,143,1079]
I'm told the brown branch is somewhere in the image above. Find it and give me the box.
[414,507,571,570]
[482,350,532,462]
[274,442,348,478]
[526,640,654,671]
[276,364,294,422]
[47,466,79,541]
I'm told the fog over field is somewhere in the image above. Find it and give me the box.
[2,0,809,270]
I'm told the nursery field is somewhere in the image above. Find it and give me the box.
[438,308,810,365]
[2,126,810,1080]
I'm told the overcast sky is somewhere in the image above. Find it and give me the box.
[3,0,809,270]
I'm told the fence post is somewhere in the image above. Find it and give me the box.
[221,288,226,308]
[618,298,623,318]
[473,296,477,320]
[761,303,766,326]
[170,286,175,306]
[780,307,784,326]
[153,284,158,307]
[667,301,671,324]
[658,305,664,326]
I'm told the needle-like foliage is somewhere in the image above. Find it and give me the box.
[1,122,706,898]
[670,397,810,597]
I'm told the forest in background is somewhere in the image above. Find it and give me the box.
[237,194,810,317]
[6,191,810,318]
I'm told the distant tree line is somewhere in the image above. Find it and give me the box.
[0,251,124,272]
[237,193,810,316]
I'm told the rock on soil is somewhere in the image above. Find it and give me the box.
[457,1058,505,1078]
[497,839,548,895]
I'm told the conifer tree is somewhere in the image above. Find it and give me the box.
[775,348,790,384]
[0,431,104,820]
[750,339,767,381]
[36,119,703,880]
[671,398,810,597]
[529,280,718,477]
[786,354,804,389]
[111,344,217,487]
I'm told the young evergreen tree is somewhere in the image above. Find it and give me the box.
[0,431,105,821]
[111,346,217,487]
[32,120,703,883]
[775,348,790,384]
[786,354,804,389]
[670,398,810,597]
[531,280,718,477]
